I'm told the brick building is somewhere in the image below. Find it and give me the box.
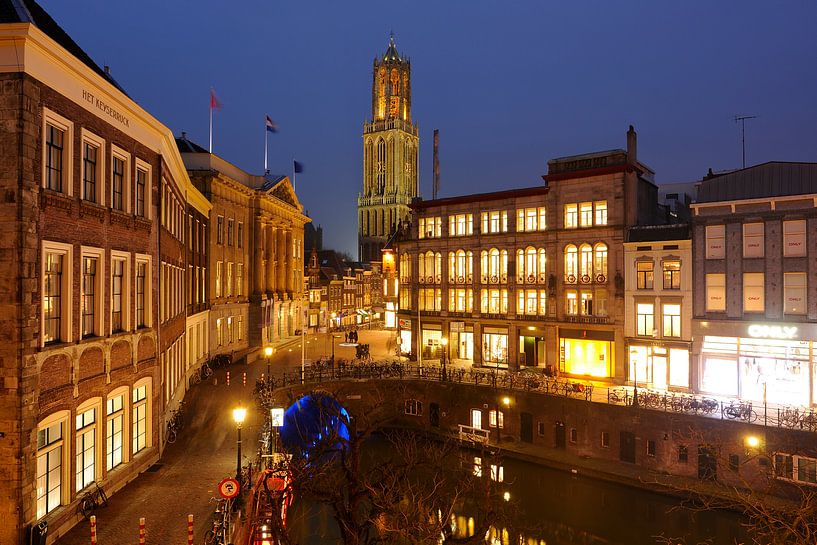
[0,2,207,542]
[397,127,662,378]
[691,162,817,406]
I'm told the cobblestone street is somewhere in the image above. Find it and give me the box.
[54,329,395,545]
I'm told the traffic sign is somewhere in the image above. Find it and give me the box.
[218,478,240,499]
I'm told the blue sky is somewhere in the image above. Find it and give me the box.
[42,1,817,255]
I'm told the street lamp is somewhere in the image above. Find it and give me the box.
[264,346,273,380]
[233,406,247,481]
[440,337,449,381]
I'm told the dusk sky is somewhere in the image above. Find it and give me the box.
[43,1,817,255]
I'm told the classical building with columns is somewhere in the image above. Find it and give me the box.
[358,34,419,263]
[178,140,309,363]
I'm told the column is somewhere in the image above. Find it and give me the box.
[254,217,266,294]
[285,229,294,294]
[277,227,287,295]
[266,225,276,293]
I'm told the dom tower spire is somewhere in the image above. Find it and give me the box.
[358,34,419,263]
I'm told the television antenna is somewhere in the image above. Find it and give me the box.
[734,115,757,169]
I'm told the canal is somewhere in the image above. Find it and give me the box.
[284,434,750,545]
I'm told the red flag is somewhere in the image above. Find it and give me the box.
[210,88,223,110]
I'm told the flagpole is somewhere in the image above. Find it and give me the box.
[264,126,268,173]
[292,157,296,189]
[209,105,213,153]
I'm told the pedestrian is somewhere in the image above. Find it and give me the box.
[345,332,349,343]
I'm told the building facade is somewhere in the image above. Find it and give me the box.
[691,162,817,407]
[624,225,693,392]
[178,145,309,364]
[397,127,661,379]
[0,4,210,542]
[358,35,419,263]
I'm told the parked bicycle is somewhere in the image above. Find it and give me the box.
[723,400,757,422]
[191,361,214,385]
[204,497,231,545]
[165,402,185,444]
[78,481,108,519]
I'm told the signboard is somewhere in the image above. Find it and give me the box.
[398,318,412,329]
[747,324,798,340]
[218,478,240,499]
[270,408,285,428]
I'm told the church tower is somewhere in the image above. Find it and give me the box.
[358,34,419,263]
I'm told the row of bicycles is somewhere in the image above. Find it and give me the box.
[203,496,232,545]
[189,354,233,386]
[165,401,185,444]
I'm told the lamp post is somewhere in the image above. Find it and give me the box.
[264,346,273,380]
[233,406,247,481]
[440,337,449,381]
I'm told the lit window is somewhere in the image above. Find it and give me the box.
[580,291,593,315]
[784,272,807,315]
[489,410,504,428]
[45,124,66,192]
[743,272,764,313]
[448,213,473,236]
[705,225,725,259]
[481,210,508,234]
[742,223,764,258]
[419,216,442,238]
[215,261,223,298]
[662,261,681,290]
[236,263,244,297]
[662,304,681,337]
[106,394,124,471]
[81,257,97,338]
[111,259,125,332]
[76,407,96,492]
[579,202,593,227]
[44,252,64,344]
[706,273,726,312]
[517,207,546,232]
[636,303,654,336]
[594,201,607,225]
[136,261,147,327]
[636,261,654,289]
[133,384,148,454]
[783,220,806,257]
[564,245,577,282]
[37,418,65,518]
[564,204,578,229]
[565,290,578,315]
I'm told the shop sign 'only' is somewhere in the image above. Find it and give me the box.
[747,324,798,340]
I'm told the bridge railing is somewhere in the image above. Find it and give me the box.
[253,360,816,433]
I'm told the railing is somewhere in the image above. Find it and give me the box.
[564,315,610,324]
[252,361,816,434]
[458,425,490,444]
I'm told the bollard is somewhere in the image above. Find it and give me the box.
[187,514,194,545]
[139,517,146,545]
[90,515,97,545]
[226,371,230,386]
[243,372,247,387]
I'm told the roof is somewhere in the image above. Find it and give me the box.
[411,185,549,210]
[175,133,209,154]
[695,162,817,203]
[383,33,402,62]
[627,224,690,243]
[0,0,128,94]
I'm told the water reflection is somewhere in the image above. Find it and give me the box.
[289,437,749,545]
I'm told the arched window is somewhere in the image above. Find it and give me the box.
[376,138,386,192]
[486,248,506,282]
[419,251,441,284]
[36,410,70,518]
[593,243,608,282]
[538,248,547,283]
[564,245,578,283]
[579,244,593,283]
[399,253,411,282]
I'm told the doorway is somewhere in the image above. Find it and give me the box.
[470,409,482,430]
[458,332,474,360]
[620,431,636,463]
[520,412,533,443]
[520,335,545,368]
[554,421,566,449]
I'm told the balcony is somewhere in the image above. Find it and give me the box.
[364,118,419,136]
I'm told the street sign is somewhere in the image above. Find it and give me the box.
[218,478,240,499]
[271,408,284,427]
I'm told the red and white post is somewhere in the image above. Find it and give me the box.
[187,514,194,545]
[139,517,146,545]
[226,371,230,386]
[89,515,97,545]
[243,372,246,387]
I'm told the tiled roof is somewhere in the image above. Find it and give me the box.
[696,162,817,203]
[1,0,128,94]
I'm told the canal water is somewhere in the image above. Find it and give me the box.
[287,437,750,545]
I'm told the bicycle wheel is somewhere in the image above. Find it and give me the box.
[79,496,95,519]
[97,486,109,507]
[166,427,177,444]
[203,529,216,545]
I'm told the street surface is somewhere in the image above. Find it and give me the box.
[54,329,395,545]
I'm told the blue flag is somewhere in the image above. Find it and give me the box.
[293,160,304,174]
[265,115,278,133]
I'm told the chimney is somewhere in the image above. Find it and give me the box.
[103,65,110,75]
[626,125,637,164]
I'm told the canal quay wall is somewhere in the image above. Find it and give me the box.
[273,377,817,497]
